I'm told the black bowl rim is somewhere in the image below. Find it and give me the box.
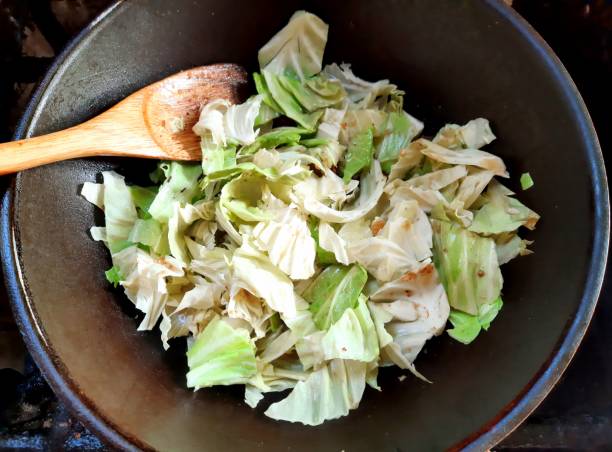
[1,0,609,450]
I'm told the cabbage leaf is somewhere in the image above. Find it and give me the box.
[377,112,424,172]
[148,163,203,222]
[303,264,368,330]
[420,139,508,177]
[433,118,496,150]
[342,126,374,183]
[186,316,257,389]
[232,241,297,317]
[318,222,350,265]
[101,171,138,252]
[111,246,184,331]
[295,160,385,223]
[258,11,328,80]
[264,359,367,425]
[371,262,449,370]
[320,295,379,362]
[469,181,540,234]
[252,203,316,279]
[447,296,503,344]
[432,220,502,315]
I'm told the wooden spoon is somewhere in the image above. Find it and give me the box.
[0,63,248,175]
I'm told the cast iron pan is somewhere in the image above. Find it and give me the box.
[1,1,608,450]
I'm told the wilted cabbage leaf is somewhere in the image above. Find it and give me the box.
[277,72,346,112]
[496,233,533,265]
[318,222,350,265]
[227,286,271,339]
[252,203,316,279]
[111,246,184,331]
[324,63,406,112]
[186,316,257,388]
[433,118,496,150]
[264,359,367,425]
[447,296,503,344]
[420,139,508,177]
[317,107,346,142]
[232,241,297,318]
[342,126,374,183]
[193,96,263,148]
[339,109,387,145]
[377,112,424,172]
[387,140,425,181]
[303,264,368,330]
[258,11,328,81]
[296,160,386,223]
[101,171,138,252]
[469,181,540,234]
[371,263,450,370]
[261,71,324,130]
[240,126,310,155]
[148,163,203,222]
[320,295,379,362]
[432,220,503,315]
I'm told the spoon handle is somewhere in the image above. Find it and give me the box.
[0,98,165,175]
[0,126,103,175]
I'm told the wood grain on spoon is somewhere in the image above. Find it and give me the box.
[0,63,248,175]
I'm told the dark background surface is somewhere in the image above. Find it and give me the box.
[0,0,610,450]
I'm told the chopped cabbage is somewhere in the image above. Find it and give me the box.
[82,10,539,427]
[148,163,203,222]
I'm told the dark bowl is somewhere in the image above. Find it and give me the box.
[2,1,608,450]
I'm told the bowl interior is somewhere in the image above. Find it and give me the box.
[6,1,606,451]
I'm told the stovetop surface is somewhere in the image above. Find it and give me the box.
[0,1,610,450]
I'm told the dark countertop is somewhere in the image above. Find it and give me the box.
[0,1,610,450]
